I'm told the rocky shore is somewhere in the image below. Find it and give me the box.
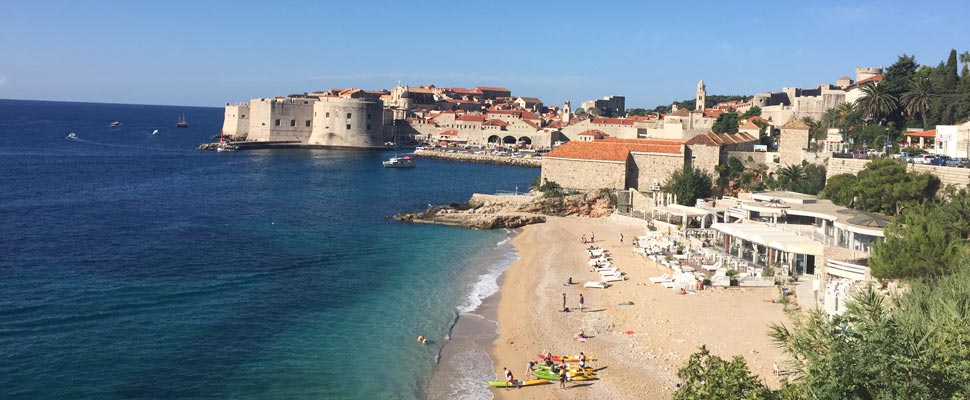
[412,149,541,168]
[392,190,615,229]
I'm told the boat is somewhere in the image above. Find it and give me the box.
[487,379,551,388]
[534,369,597,381]
[176,115,189,128]
[66,132,77,140]
[109,121,121,127]
[216,143,238,152]
[152,129,159,135]
[382,155,415,168]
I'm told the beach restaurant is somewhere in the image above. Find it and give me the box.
[710,223,823,277]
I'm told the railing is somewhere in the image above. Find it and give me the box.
[825,259,869,281]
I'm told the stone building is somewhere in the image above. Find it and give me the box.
[541,139,687,190]
[777,118,811,166]
[581,95,626,117]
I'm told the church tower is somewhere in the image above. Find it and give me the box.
[562,100,572,124]
[696,80,706,111]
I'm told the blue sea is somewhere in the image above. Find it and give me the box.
[0,99,538,399]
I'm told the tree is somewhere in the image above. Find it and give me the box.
[675,345,775,400]
[574,108,587,117]
[901,77,935,129]
[857,82,899,124]
[741,106,762,119]
[768,270,970,399]
[663,165,713,206]
[712,112,740,134]
[715,157,745,194]
[960,50,970,77]
[819,173,857,206]
[587,107,603,117]
[944,49,960,90]
[770,162,826,195]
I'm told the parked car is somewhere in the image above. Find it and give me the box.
[896,152,918,162]
[912,154,935,164]
[946,157,970,168]
[929,155,950,166]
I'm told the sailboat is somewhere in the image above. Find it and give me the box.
[176,115,189,128]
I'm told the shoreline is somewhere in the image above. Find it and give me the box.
[486,216,790,399]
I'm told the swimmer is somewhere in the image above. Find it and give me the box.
[417,335,427,345]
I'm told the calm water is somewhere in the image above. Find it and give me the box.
[0,99,538,399]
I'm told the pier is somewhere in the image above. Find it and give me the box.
[412,148,541,168]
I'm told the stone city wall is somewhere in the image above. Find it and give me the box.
[541,158,626,190]
[826,158,970,189]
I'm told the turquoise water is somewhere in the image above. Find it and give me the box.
[0,100,538,399]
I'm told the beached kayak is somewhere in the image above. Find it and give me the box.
[535,369,597,381]
[537,365,595,374]
[538,354,597,363]
[487,379,552,388]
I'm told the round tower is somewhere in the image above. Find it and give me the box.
[696,80,706,111]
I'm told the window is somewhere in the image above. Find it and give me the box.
[366,124,371,130]
[346,113,352,119]
[275,119,281,126]
[290,119,296,127]
[305,120,311,127]
[367,113,371,119]
[326,112,330,117]
[346,124,351,130]
[241,114,246,118]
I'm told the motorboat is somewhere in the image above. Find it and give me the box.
[176,115,189,128]
[66,132,77,140]
[216,143,238,152]
[382,155,415,168]
[152,129,159,135]
[109,121,121,127]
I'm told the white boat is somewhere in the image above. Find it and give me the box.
[110,121,121,127]
[382,155,415,168]
[216,143,238,152]
[66,132,77,140]
[152,129,159,135]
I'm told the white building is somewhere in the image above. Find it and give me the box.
[934,122,970,158]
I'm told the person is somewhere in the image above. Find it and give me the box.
[559,363,568,389]
[620,233,624,244]
[504,367,515,388]
[417,335,426,345]
[674,383,682,391]
[526,360,536,378]
[580,234,586,244]
[579,293,585,311]
[590,231,595,243]
[575,330,586,341]
[562,293,567,312]
[579,352,587,369]
[678,287,687,295]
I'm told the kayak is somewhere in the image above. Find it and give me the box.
[538,354,597,363]
[537,365,595,374]
[488,379,552,388]
[535,369,597,381]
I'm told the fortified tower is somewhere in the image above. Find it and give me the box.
[696,80,706,111]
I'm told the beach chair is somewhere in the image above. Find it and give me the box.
[584,281,609,289]
[597,268,620,276]
[648,273,670,283]
[602,273,626,282]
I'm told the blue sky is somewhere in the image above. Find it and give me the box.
[1,0,967,108]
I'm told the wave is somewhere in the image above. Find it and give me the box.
[456,236,519,314]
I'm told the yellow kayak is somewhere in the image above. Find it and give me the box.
[488,379,552,388]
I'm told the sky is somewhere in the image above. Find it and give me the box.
[1,0,968,109]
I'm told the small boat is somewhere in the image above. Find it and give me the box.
[152,129,159,135]
[66,132,77,140]
[176,115,189,128]
[110,121,121,127]
[382,155,415,168]
[216,143,238,152]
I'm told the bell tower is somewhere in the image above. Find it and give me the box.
[696,80,706,111]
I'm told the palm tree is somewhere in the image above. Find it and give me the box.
[900,77,935,129]
[857,83,899,125]
[822,107,841,130]
[777,164,806,187]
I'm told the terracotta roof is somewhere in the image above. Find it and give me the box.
[578,129,608,138]
[905,129,936,138]
[668,109,690,117]
[545,139,683,162]
[474,86,511,93]
[520,111,541,120]
[740,120,760,130]
[591,117,635,126]
[448,88,483,94]
[780,118,810,129]
[847,75,884,89]
[484,119,509,127]
[408,87,435,94]
[523,120,541,130]
[439,129,459,137]
[456,114,486,122]
[517,97,542,104]
[686,132,722,146]
[704,109,724,118]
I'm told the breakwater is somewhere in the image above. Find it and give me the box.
[413,149,541,168]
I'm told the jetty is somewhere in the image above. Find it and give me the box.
[412,148,541,168]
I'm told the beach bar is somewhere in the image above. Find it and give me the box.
[710,223,824,277]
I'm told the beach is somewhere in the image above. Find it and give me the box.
[487,216,789,399]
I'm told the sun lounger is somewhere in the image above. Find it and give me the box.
[660,281,675,288]
[602,273,626,282]
[648,273,670,283]
[584,281,609,289]
[597,268,620,276]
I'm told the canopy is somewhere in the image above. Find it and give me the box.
[711,223,824,256]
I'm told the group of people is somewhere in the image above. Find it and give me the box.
[580,231,596,244]
[502,352,589,390]
[561,292,585,312]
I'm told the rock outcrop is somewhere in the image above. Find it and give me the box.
[392,189,616,230]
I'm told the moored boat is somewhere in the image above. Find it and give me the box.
[109,121,121,127]
[66,132,77,140]
[176,115,189,128]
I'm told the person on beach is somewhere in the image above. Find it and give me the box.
[545,352,555,367]
[580,234,586,244]
[562,293,567,312]
[504,367,515,388]
[579,352,587,369]
[579,293,585,311]
[559,363,568,389]
[620,233,624,244]
[590,231,595,243]
[575,330,586,341]
[526,360,536,378]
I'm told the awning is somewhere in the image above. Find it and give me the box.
[711,223,824,255]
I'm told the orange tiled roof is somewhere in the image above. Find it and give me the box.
[517,97,542,104]
[523,120,541,130]
[781,118,810,129]
[475,86,511,93]
[545,139,683,162]
[456,114,486,122]
[905,129,936,138]
[484,119,509,127]
[439,129,459,137]
[448,87,483,94]
[668,109,690,117]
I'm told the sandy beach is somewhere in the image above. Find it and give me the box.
[487,216,790,399]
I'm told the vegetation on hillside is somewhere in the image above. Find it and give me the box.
[663,166,713,206]
[820,158,939,216]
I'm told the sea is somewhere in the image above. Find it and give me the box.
[0,99,539,399]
